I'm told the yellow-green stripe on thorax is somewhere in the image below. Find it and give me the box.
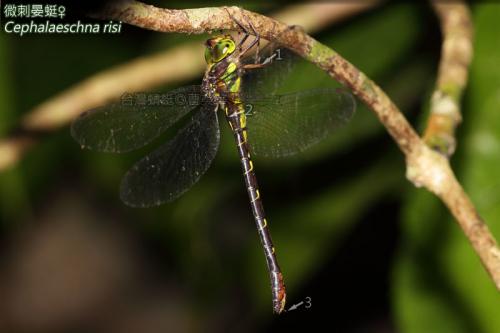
[210,59,247,137]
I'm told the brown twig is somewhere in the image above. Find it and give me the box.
[1,1,499,290]
[423,1,473,156]
[91,1,499,288]
[0,2,376,171]
[92,2,421,154]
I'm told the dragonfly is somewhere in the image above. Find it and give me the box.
[71,15,356,314]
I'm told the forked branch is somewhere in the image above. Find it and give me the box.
[1,1,499,290]
[423,1,473,156]
[0,2,375,171]
[92,0,497,288]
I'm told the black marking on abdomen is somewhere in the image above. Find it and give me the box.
[224,101,286,314]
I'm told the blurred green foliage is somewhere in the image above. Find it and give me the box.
[1,2,499,332]
[0,32,30,222]
[393,4,500,333]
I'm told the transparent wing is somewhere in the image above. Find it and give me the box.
[71,85,202,153]
[240,39,296,100]
[119,103,220,207]
[246,88,356,157]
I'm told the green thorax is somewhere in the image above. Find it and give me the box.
[204,34,243,102]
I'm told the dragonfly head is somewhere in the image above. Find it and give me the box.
[204,35,236,64]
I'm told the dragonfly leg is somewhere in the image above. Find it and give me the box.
[237,33,249,52]
[239,19,260,59]
[225,7,247,33]
[241,45,278,70]
[225,7,261,60]
[244,25,303,70]
[244,19,261,63]
[242,63,267,70]
[224,8,250,53]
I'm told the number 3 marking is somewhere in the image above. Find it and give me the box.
[305,296,312,309]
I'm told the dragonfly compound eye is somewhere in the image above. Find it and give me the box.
[205,36,236,64]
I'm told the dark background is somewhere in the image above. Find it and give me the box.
[1,1,499,332]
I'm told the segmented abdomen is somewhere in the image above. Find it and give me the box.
[224,101,286,313]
